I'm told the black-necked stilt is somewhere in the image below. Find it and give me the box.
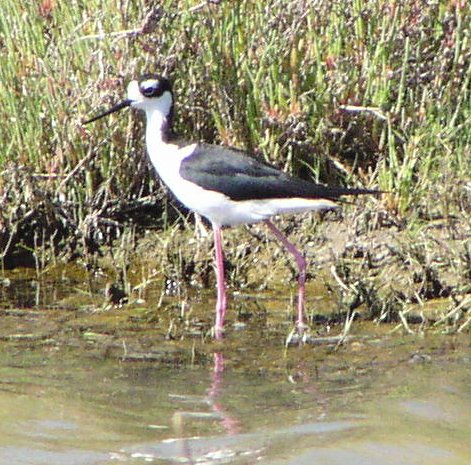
[84,74,378,339]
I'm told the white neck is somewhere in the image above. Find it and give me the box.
[146,109,169,147]
[144,107,178,175]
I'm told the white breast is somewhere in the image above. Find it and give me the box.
[145,129,232,224]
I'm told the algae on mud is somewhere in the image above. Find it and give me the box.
[0,244,467,355]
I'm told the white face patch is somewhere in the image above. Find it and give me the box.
[127,80,142,102]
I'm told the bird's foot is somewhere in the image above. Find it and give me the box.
[212,325,225,341]
[285,323,310,346]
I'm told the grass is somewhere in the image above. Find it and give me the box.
[0,1,470,328]
[0,2,469,207]
[0,0,471,192]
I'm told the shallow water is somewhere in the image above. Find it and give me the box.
[1,271,471,464]
[2,326,471,465]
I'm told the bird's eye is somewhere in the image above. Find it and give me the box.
[139,80,161,97]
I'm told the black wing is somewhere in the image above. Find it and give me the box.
[179,144,376,202]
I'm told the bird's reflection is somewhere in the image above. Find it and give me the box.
[172,351,240,463]
[208,352,241,435]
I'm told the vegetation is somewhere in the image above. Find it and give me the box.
[0,0,470,333]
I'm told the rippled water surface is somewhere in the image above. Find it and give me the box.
[1,272,470,464]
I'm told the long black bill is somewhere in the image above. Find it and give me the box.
[83,99,132,125]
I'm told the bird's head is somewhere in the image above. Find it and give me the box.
[84,74,173,124]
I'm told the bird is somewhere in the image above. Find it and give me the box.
[84,74,378,340]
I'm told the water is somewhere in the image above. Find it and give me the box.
[1,333,471,465]
[1,272,471,464]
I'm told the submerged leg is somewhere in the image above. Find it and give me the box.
[264,220,307,331]
[213,225,227,339]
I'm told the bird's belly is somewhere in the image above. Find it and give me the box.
[169,180,336,227]
[155,161,336,227]
[169,179,267,227]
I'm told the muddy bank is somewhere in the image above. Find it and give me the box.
[1,195,470,350]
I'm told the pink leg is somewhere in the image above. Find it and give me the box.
[264,220,307,331]
[213,225,226,339]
